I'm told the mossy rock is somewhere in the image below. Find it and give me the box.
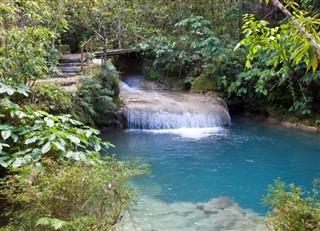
[191,76,215,92]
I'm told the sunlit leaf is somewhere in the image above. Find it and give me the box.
[1,130,11,140]
[68,135,80,144]
[25,136,38,145]
[41,142,52,154]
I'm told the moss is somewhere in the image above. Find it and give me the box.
[191,75,215,92]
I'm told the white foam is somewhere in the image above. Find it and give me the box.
[127,127,228,139]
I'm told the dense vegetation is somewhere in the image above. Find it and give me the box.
[1,0,319,230]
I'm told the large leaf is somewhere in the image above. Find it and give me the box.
[1,130,11,140]
[25,136,38,145]
[41,142,52,154]
[67,135,81,145]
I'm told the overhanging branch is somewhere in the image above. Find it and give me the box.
[270,0,320,54]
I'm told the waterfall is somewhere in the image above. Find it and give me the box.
[125,110,230,129]
[120,80,231,130]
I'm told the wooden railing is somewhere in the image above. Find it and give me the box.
[80,37,93,72]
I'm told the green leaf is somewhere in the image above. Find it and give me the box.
[53,141,65,151]
[15,111,27,119]
[0,143,10,149]
[0,160,8,168]
[44,117,55,127]
[85,130,93,138]
[94,143,101,152]
[25,136,38,145]
[36,217,50,226]
[12,156,32,168]
[41,142,52,154]
[0,84,14,95]
[1,130,11,140]
[245,60,252,69]
[68,135,80,144]
[37,217,70,230]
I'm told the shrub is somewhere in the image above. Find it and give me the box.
[148,69,163,81]
[0,80,109,168]
[262,179,320,231]
[0,158,148,231]
[31,83,73,114]
[73,60,121,127]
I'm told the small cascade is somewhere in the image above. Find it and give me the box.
[120,79,231,130]
[125,110,230,129]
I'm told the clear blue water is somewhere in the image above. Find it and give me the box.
[102,117,320,215]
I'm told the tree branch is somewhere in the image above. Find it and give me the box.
[270,0,320,54]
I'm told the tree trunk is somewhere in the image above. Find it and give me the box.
[271,0,320,54]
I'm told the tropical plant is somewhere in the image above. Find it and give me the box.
[31,83,73,114]
[73,60,121,127]
[0,80,110,168]
[0,157,148,231]
[263,179,320,231]
[0,0,69,85]
[135,16,222,84]
[261,0,320,59]
[234,13,320,115]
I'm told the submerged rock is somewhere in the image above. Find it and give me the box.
[118,196,267,231]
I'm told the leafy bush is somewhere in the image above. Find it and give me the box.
[263,179,320,231]
[0,158,148,231]
[31,83,73,114]
[73,60,121,127]
[46,48,62,77]
[148,68,163,81]
[0,81,109,168]
[135,16,222,81]
[0,26,53,85]
[234,14,320,115]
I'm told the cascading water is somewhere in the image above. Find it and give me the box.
[125,110,228,129]
[120,77,231,130]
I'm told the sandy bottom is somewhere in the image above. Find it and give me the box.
[118,196,267,231]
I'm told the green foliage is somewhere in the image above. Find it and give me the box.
[0,157,148,231]
[233,13,320,115]
[202,44,247,98]
[263,179,320,231]
[135,16,222,85]
[31,83,73,114]
[46,48,62,77]
[0,26,54,85]
[0,81,110,168]
[73,60,121,127]
[0,0,69,84]
[148,69,163,81]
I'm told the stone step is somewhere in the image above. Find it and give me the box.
[59,58,84,64]
[59,62,82,67]
[59,66,82,73]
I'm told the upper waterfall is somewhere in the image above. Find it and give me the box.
[119,77,231,130]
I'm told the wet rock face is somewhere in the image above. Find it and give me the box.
[118,196,266,231]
